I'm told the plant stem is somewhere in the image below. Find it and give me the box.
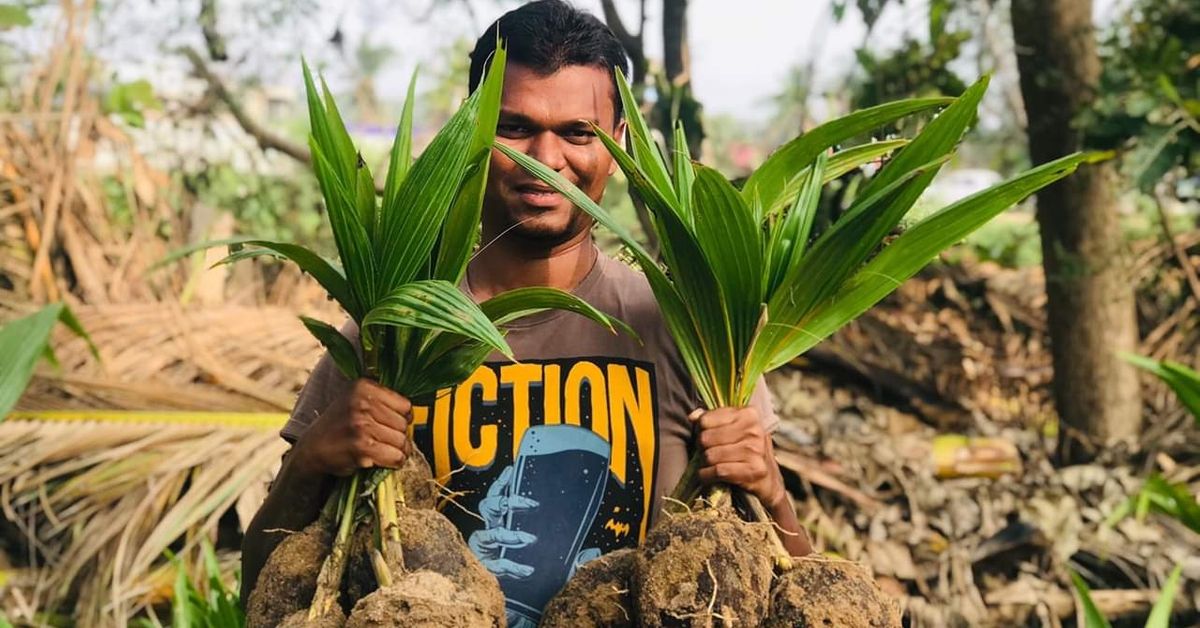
[379,471,405,572]
[309,474,359,619]
[668,449,704,510]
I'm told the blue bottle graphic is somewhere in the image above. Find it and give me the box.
[500,424,611,621]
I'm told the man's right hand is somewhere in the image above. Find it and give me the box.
[291,379,412,477]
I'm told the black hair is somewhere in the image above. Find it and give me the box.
[468,0,630,122]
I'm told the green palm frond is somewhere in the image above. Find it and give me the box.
[499,69,1092,501]
[193,45,629,400]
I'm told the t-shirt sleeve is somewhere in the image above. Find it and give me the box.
[280,321,358,444]
[749,376,780,434]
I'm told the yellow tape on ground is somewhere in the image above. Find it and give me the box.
[3,410,288,430]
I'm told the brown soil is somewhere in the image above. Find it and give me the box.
[541,548,637,628]
[278,607,347,628]
[247,520,332,628]
[762,557,901,628]
[344,571,500,628]
[396,451,437,510]
[342,521,378,607]
[339,507,504,621]
[633,507,775,627]
[393,506,505,620]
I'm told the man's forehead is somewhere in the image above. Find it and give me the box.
[499,63,616,124]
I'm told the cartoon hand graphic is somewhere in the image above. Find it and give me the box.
[467,465,539,579]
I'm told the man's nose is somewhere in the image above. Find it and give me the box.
[526,131,567,172]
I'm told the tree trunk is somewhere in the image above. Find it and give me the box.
[660,0,703,159]
[1011,0,1141,462]
[599,0,648,88]
[662,0,688,84]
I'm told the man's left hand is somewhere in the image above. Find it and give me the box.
[692,406,786,508]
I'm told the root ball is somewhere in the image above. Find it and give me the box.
[247,520,332,628]
[344,571,499,628]
[633,508,774,627]
[541,548,637,628]
[395,452,437,510]
[763,557,901,628]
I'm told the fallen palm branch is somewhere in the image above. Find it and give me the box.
[5,301,326,413]
[0,413,286,626]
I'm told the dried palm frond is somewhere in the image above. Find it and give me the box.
[0,299,319,626]
[0,414,286,626]
[5,301,325,413]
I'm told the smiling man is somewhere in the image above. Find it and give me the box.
[241,1,810,624]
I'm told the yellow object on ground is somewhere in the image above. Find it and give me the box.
[5,409,288,429]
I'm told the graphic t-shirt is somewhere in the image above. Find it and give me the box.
[281,248,776,626]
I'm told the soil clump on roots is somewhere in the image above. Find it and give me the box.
[541,547,636,627]
[393,450,437,509]
[247,520,332,628]
[345,571,498,628]
[633,506,774,627]
[341,506,505,623]
[763,557,901,628]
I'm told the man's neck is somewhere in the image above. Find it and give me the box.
[466,228,597,301]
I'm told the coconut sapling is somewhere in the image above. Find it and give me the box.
[238,44,632,625]
[501,70,1095,623]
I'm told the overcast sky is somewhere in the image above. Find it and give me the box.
[355,0,1127,122]
[11,0,1127,125]
[362,0,888,121]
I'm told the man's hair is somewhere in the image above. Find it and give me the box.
[468,0,630,122]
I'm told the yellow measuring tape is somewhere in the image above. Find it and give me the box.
[4,410,288,430]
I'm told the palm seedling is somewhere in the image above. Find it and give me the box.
[499,71,1095,625]
[233,47,629,625]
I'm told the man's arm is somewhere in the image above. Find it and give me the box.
[240,445,334,603]
[240,379,413,603]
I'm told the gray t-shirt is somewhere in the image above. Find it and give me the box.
[281,247,776,620]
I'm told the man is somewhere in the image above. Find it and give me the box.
[242,1,811,624]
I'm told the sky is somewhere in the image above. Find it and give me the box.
[10,0,1129,125]
[356,0,1128,123]
[362,0,884,121]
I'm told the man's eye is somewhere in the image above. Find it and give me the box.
[563,129,595,143]
[497,124,531,136]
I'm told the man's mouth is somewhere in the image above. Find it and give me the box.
[514,183,565,208]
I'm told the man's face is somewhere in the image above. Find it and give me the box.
[484,63,622,247]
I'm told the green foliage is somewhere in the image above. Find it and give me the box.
[1070,570,1113,628]
[1123,353,1200,425]
[841,0,969,112]
[1071,565,1184,628]
[0,4,31,28]
[1106,473,1200,535]
[132,541,243,628]
[958,216,1043,268]
[102,79,162,128]
[0,303,96,419]
[180,166,326,249]
[501,71,1088,500]
[1085,0,1199,192]
[196,46,625,404]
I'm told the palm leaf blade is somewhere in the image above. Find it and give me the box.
[764,152,1088,368]
[743,97,952,212]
